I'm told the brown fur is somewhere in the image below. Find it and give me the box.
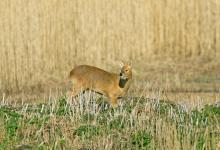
[69,63,132,107]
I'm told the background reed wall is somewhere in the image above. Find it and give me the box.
[0,0,219,93]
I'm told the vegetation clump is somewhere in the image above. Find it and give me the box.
[131,131,152,149]
[74,125,100,139]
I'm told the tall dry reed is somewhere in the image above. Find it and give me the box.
[0,0,219,93]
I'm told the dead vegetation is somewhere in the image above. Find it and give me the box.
[0,0,219,94]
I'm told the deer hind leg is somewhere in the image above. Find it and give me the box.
[71,87,81,98]
[68,78,85,98]
[71,83,87,98]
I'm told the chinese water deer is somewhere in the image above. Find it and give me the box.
[69,62,132,107]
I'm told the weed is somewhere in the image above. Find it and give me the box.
[191,105,220,127]
[81,113,95,123]
[131,131,152,149]
[74,125,100,139]
[56,97,71,116]
[109,115,125,131]
[0,106,23,149]
[196,135,206,150]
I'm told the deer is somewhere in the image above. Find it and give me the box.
[68,62,132,107]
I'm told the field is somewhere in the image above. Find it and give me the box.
[0,0,220,149]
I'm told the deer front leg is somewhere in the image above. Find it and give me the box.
[109,96,118,108]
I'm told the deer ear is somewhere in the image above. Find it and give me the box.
[129,60,133,67]
[120,61,125,68]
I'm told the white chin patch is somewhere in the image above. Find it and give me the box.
[121,76,127,80]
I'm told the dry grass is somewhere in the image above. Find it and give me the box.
[0,0,219,94]
[0,1,220,148]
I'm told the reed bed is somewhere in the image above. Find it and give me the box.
[0,0,219,93]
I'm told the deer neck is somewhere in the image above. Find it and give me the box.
[119,77,127,88]
[118,76,131,90]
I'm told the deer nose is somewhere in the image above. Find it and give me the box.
[120,73,122,76]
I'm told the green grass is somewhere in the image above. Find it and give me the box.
[193,75,220,83]
[0,96,219,149]
[74,125,100,139]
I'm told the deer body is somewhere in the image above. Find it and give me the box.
[69,64,132,107]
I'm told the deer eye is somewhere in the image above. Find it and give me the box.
[125,69,128,72]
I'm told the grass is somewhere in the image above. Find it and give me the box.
[0,94,219,149]
[0,0,220,149]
